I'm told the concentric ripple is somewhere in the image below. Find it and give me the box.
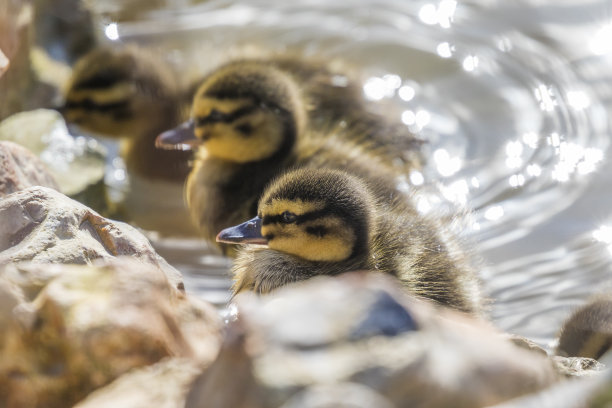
[93,0,612,345]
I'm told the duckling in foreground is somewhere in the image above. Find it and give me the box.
[216,168,483,315]
[157,56,423,249]
[62,45,193,181]
[556,294,612,360]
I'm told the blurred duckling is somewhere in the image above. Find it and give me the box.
[556,294,612,360]
[62,45,193,181]
[216,168,482,315]
[62,46,198,235]
[157,56,422,248]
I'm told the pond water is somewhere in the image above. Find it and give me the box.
[87,0,612,349]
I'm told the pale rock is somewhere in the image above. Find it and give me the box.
[74,358,203,408]
[0,186,183,290]
[185,272,560,408]
[0,140,58,197]
[0,259,222,408]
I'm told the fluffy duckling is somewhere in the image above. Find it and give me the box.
[62,46,193,181]
[216,168,482,315]
[157,57,422,249]
[556,294,612,360]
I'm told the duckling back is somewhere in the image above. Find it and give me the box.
[556,294,612,360]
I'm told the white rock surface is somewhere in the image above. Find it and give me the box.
[0,186,183,290]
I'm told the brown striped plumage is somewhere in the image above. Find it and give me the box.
[178,57,422,252]
[224,168,483,315]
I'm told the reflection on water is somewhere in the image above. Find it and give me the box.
[90,0,612,347]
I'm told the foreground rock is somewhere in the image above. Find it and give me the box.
[186,273,560,408]
[0,141,58,197]
[0,186,183,290]
[0,259,222,408]
[74,358,203,408]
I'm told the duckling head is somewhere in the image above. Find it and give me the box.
[62,46,178,137]
[157,61,306,163]
[217,168,374,262]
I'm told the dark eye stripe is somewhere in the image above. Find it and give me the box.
[64,99,130,113]
[261,209,329,226]
[195,105,258,126]
[72,71,125,90]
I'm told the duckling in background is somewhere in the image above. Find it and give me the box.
[62,46,198,235]
[556,294,612,360]
[63,45,193,181]
[216,168,483,315]
[157,56,423,249]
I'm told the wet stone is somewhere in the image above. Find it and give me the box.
[185,272,560,408]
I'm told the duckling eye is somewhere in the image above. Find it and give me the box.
[236,123,253,135]
[281,211,297,223]
[208,109,226,121]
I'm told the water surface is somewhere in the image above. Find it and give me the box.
[92,0,612,349]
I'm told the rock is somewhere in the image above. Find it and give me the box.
[0,186,183,290]
[0,109,106,199]
[185,273,559,408]
[0,259,222,408]
[74,358,203,408]
[0,141,58,197]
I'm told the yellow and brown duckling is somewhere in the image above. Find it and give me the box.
[556,294,612,361]
[62,45,193,181]
[157,56,422,250]
[216,168,482,315]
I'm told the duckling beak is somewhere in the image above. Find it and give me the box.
[155,120,198,151]
[216,216,268,245]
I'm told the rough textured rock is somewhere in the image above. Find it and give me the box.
[0,186,183,290]
[185,273,560,408]
[0,259,222,408]
[74,358,203,408]
[0,141,58,197]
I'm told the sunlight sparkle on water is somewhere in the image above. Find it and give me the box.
[534,84,557,112]
[505,140,523,169]
[434,148,462,177]
[484,205,504,221]
[398,85,416,101]
[418,0,456,28]
[363,76,399,100]
[442,179,469,205]
[509,174,525,188]
[589,24,612,56]
[409,170,424,186]
[105,23,120,41]
[527,164,542,177]
[593,225,612,256]
[436,42,454,58]
[567,90,591,111]
[462,55,479,72]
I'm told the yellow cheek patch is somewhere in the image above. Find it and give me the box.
[265,216,355,262]
[201,113,284,162]
[67,83,135,106]
[260,199,324,218]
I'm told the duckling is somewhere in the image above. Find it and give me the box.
[62,45,193,181]
[61,46,200,235]
[157,56,423,249]
[556,294,612,360]
[216,168,482,315]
